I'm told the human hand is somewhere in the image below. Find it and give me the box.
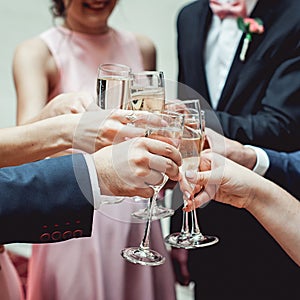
[33,92,94,122]
[73,109,166,153]
[92,137,182,198]
[204,128,257,169]
[180,152,259,211]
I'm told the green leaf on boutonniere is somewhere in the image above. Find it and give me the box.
[254,18,263,26]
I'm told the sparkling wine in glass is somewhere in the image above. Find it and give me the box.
[96,63,131,109]
[126,71,165,112]
[121,111,184,266]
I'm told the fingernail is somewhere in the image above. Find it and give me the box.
[185,170,196,179]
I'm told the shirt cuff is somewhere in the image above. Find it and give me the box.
[244,145,270,176]
[83,154,102,209]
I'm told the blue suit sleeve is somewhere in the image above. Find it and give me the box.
[264,149,300,200]
[0,154,94,244]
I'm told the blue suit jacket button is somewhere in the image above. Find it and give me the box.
[62,231,73,240]
[40,233,50,242]
[73,230,83,238]
[51,231,61,241]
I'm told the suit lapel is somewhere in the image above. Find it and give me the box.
[217,0,278,110]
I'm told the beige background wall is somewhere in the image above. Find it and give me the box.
[0,0,193,128]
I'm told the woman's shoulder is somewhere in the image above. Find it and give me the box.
[110,28,156,69]
[134,33,156,70]
[134,33,156,54]
[14,36,51,63]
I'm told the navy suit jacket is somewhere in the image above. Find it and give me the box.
[0,154,94,245]
[264,149,300,199]
[177,0,300,151]
[173,1,300,299]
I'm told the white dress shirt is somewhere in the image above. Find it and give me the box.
[244,144,270,176]
[83,154,102,209]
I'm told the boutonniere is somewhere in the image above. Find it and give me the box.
[237,17,264,62]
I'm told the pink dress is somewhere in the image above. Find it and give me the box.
[0,247,24,300]
[26,26,176,300]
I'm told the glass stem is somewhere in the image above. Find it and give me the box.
[190,199,203,238]
[140,177,167,250]
[139,187,159,250]
[180,201,190,237]
[143,176,167,214]
[143,196,157,214]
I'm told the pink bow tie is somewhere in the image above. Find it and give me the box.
[209,0,247,19]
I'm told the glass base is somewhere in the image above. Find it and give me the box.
[165,233,219,249]
[164,233,195,249]
[132,205,174,221]
[191,234,219,248]
[121,247,166,266]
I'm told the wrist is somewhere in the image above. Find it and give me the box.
[226,141,256,169]
[242,146,257,169]
[92,149,108,195]
[244,175,274,213]
[59,114,81,149]
[241,171,264,211]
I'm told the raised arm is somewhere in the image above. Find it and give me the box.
[0,154,94,244]
[182,152,300,267]
[0,114,78,167]
[0,137,181,244]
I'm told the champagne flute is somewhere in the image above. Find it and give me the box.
[121,111,184,266]
[96,63,131,204]
[165,101,219,248]
[96,63,131,109]
[127,71,174,220]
